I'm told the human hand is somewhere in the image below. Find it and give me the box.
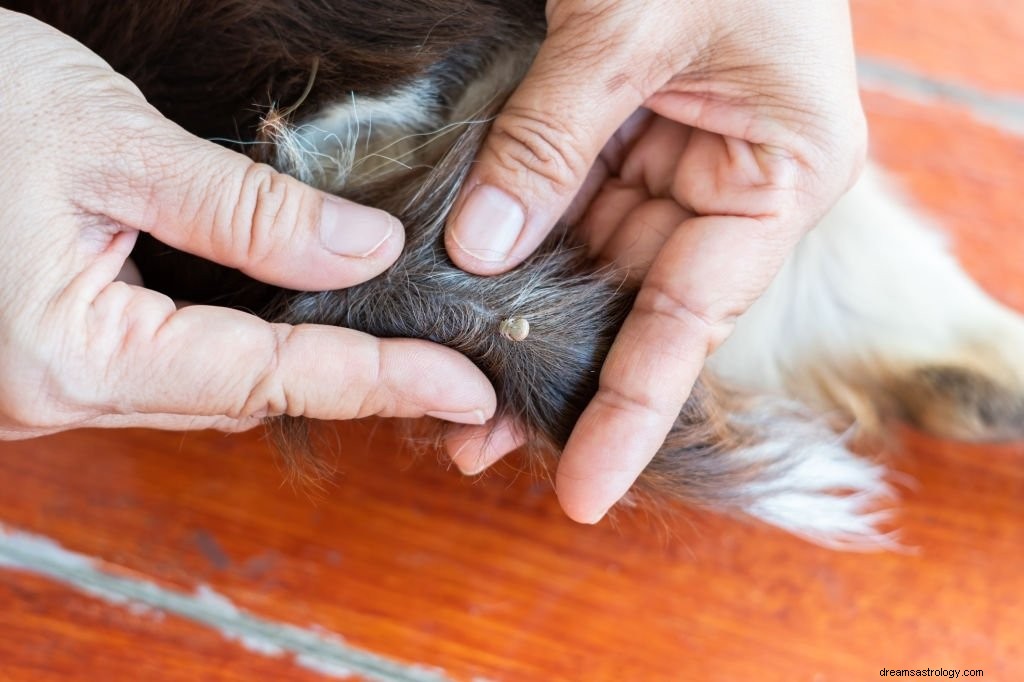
[0,10,495,438]
[444,0,867,522]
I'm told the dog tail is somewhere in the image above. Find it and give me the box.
[630,375,896,550]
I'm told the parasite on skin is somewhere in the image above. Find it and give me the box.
[499,316,530,342]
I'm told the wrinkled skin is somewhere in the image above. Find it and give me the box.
[0,9,496,438]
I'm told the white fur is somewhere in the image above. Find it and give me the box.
[618,402,897,549]
[708,168,1024,545]
[271,53,535,194]
[270,79,442,192]
[712,167,1024,403]
[730,405,896,550]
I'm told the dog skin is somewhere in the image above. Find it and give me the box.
[8,0,1023,548]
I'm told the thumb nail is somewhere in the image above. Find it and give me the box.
[319,196,396,257]
[450,185,525,262]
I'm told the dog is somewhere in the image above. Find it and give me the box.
[11,0,1024,548]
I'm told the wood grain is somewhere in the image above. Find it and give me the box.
[0,420,1022,680]
[1,2,1023,680]
[0,570,346,682]
[852,0,1024,93]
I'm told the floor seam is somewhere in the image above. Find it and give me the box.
[857,57,1024,137]
[0,524,453,682]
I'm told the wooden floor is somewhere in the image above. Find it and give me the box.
[2,2,1023,680]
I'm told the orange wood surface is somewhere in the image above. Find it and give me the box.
[0,570,331,682]
[852,0,1024,94]
[1,426,1022,680]
[1,2,1023,680]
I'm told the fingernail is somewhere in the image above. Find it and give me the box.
[450,420,522,475]
[577,505,612,525]
[455,445,506,476]
[459,457,495,476]
[446,438,494,476]
[426,409,487,426]
[319,196,395,257]
[451,185,525,262]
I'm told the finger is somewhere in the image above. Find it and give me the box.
[561,108,655,228]
[85,282,497,424]
[574,181,646,259]
[445,9,660,275]
[555,214,796,524]
[596,199,691,279]
[92,111,403,291]
[444,417,526,475]
[0,413,258,440]
[82,413,261,433]
[576,117,692,258]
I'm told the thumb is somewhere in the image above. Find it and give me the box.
[103,113,403,291]
[445,10,652,275]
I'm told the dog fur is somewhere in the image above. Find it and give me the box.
[8,0,1023,547]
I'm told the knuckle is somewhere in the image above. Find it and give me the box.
[594,383,661,420]
[239,323,297,419]
[633,279,735,351]
[223,164,301,269]
[348,336,387,419]
[635,280,717,332]
[489,107,590,197]
[366,339,387,416]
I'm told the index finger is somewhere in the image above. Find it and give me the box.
[555,214,796,523]
[81,283,497,426]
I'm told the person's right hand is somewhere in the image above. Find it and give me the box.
[0,9,496,438]
[443,0,866,523]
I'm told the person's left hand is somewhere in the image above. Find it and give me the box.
[0,9,496,439]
